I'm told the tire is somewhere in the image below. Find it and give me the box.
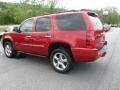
[4,42,16,58]
[50,48,73,73]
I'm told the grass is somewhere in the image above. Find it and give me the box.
[0,27,6,32]
[0,25,11,32]
[0,25,19,32]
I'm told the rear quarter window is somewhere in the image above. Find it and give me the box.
[89,16,103,30]
[56,14,86,31]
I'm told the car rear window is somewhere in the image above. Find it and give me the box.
[89,16,103,30]
[56,14,86,31]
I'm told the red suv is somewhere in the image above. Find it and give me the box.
[1,11,107,73]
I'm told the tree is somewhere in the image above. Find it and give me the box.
[0,8,15,24]
[96,9,120,24]
[0,0,64,25]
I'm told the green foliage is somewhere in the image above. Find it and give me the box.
[96,9,120,24]
[0,2,18,9]
[0,8,15,25]
[0,0,64,25]
[1,1,119,25]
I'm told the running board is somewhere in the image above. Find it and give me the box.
[17,51,47,58]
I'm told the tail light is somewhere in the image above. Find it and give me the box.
[86,31,95,48]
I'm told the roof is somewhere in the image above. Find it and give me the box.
[34,11,88,18]
[26,11,98,20]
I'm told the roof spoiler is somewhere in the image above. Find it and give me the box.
[87,12,98,17]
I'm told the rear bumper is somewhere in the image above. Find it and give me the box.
[72,45,107,62]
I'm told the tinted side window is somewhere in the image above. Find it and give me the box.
[20,19,33,32]
[36,17,51,32]
[56,14,86,30]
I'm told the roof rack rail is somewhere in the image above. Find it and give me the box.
[64,10,80,12]
[57,10,80,13]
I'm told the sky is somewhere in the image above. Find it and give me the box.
[0,0,120,11]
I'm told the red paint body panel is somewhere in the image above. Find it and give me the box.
[72,46,106,62]
[2,11,107,62]
[72,48,98,62]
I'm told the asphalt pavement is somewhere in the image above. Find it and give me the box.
[0,27,120,90]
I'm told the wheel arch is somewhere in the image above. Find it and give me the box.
[2,39,13,47]
[48,42,73,59]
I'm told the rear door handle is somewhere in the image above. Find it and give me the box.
[44,35,52,38]
[26,36,32,38]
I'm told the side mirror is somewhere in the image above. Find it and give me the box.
[103,25,106,32]
[13,27,21,33]
[103,26,105,31]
